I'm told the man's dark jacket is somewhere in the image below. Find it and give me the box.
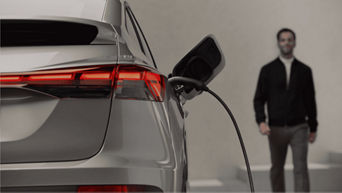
[253,57,318,132]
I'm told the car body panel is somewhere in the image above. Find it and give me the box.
[0,45,119,73]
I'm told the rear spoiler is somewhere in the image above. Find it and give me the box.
[1,15,118,45]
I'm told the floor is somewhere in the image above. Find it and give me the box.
[188,151,342,193]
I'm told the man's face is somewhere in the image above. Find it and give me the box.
[277,32,296,56]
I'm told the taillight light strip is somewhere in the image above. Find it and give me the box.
[0,76,22,82]
[0,73,111,82]
[0,65,165,101]
[77,185,163,193]
[28,74,74,81]
[80,72,112,80]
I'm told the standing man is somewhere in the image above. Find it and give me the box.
[253,28,318,193]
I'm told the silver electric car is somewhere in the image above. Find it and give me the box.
[0,0,225,192]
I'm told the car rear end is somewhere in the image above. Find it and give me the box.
[1,0,187,192]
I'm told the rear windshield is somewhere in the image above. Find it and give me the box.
[1,20,98,47]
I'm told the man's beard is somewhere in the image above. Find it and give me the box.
[280,48,293,56]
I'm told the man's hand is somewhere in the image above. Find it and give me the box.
[309,132,316,143]
[259,122,271,135]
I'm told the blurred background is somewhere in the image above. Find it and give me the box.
[127,0,342,192]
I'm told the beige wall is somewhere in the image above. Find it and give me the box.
[127,0,342,180]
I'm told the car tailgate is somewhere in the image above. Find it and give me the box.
[0,18,119,164]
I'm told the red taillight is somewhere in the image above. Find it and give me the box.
[77,185,162,193]
[80,72,112,80]
[28,74,74,81]
[115,66,165,102]
[118,72,142,80]
[0,76,22,82]
[0,65,165,101]
[0,65,114,98]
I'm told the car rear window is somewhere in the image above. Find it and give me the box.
[1,20,98,47]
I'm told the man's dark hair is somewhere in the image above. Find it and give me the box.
[277,28,296,41]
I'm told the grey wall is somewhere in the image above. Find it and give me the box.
[127,0,342,180]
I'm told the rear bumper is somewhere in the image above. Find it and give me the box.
[1,141,177,192]
[1,156,174,191]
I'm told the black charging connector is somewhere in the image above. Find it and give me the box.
[169,76,255,193]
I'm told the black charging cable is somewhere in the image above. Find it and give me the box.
[169,76,255,193]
